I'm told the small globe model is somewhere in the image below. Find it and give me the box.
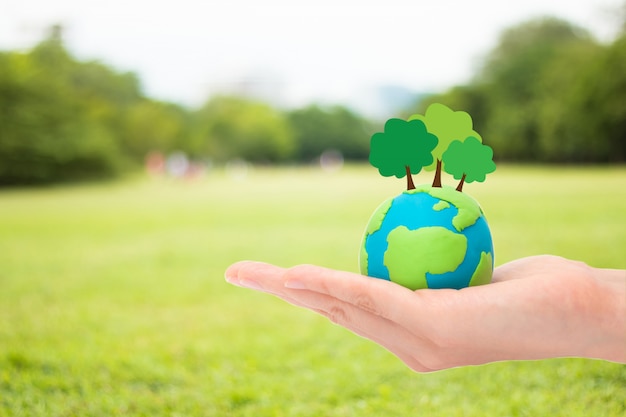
[359,184,494,290]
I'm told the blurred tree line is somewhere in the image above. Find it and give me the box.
[1,14,625,185]
[0,26,372,185]
[412,16,626,163]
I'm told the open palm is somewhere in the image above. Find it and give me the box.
[226,255,625,372]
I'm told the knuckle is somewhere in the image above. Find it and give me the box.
[353,292,380,316]
[326,305,349,325]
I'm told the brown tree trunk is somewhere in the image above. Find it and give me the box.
[456,173,467,192]
[405,165,415,190]
[432,159,442,188]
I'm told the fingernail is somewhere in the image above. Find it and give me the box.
[284,280,306,289]
[239,279,264,291]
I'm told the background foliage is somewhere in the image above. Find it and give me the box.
[414,17,626,163]
[1,15,625,185]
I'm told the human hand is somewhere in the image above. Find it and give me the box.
[225,255,625,372]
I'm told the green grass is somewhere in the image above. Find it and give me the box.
[0,165,625,416]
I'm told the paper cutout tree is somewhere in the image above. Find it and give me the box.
[408,103,483,187]
[370,103,495,192]
[442,136,496,192]
[369,118,438,190]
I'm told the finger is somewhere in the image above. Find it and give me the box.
[226,262,414,343]
[226,261,437,372]
[230,262,442,353]
[265,285,434,372]
[283,286,411,342]
[282,286,436,366]
[227,261,417,323]
[263,289,436,372]
[225,260,287,291]
[282,264,418,324]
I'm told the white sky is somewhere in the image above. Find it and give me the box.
[1,0,622,114]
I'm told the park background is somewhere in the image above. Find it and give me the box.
[1,1,625,416]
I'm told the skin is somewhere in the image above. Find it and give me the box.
[225,255,625,373]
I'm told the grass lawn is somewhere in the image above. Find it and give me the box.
[0,165,624,416]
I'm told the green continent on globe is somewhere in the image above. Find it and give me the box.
[469,251,493,287]
[433,200,450,211]
[359,197,393,274]
[384,226,467,290]
[407,184,482,232]
[365,198,393,235]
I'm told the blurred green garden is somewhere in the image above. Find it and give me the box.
[1,11,625,417]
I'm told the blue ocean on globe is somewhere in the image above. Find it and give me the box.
[360,186,494,290]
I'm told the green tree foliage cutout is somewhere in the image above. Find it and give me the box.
[442,137,496,192]
[370,104,496,192]
[409,103,482,187]
[369,118,438,190]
